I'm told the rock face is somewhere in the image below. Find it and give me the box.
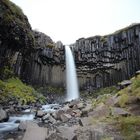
[1,0,140,91]
[14,31,65,86]
[16,23,140,90]
[72,24,140,90]
[0,108,9,122]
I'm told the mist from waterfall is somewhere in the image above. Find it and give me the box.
[65,45,79,101]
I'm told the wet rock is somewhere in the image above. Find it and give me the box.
[0,108,9,122]
[48,116,57,124]
[36,110,45,118]
[42,113,51,121]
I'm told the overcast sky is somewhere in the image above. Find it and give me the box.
[11,0,140,44]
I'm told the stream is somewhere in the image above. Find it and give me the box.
[0,104,60,139]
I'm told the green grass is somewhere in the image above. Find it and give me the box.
[118,93,129,107]
[0,78,45,105]
[117,74,140,107]
[117,116,140,140]
[92,86,119,98]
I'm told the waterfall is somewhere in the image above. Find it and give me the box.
[65,45,79,101]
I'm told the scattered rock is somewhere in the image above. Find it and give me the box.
[36,110,45,118]
[135,70,140,76]
[118,80,132,89]
[74,126,103,140]
[69,100,80,108]
[42,113,51,121]
[81,103,93,114]
[22,121,48,140]
[53,110,65,120]
[47,133,67,140]
[60,113,72,122]
[77,102,84,110]
[105,95,120,106]
[72,110,82,117]
[88,103,110,118]
[57,125,79,140]
[79,116,93,126]
[48,115,57,124]
[18,121,38,131]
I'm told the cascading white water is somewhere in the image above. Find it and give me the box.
[65,45,79,101]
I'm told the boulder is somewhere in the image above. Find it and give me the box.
[73,126,103,140]
[105,95,120,106]
[135,70,140,76]
[118,80,132,89]
[79,116,93,126]
[111,107,130,116]
[0,108,9,122]
[88,103,110,118]
[69,100,80,108]
[42,113,51,121]
[72,109,82,117]
[57,125,79,140]
[77,102,84,110]
[60,113,72,122]
[22,121,48,140]
[81,103,93,113]
[52,110,65,120]
[42,113,56,124]
[47,133,67,140]
[48,115,57,124]
[36,110,45,118]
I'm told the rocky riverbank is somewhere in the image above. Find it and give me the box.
[1,73,140,140]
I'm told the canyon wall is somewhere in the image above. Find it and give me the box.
[18,23,140,91]
[1,0,140,91]
[71,24,140,90]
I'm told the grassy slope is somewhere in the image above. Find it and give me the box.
[90,75,140,140]
[0,77,45,105]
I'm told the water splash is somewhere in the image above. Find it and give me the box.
[65,45,79,101]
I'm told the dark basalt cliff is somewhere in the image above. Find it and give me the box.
[13,23,140,90]
[1,0,140,91]
[71,24,140,90]
[0,0,34,79]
